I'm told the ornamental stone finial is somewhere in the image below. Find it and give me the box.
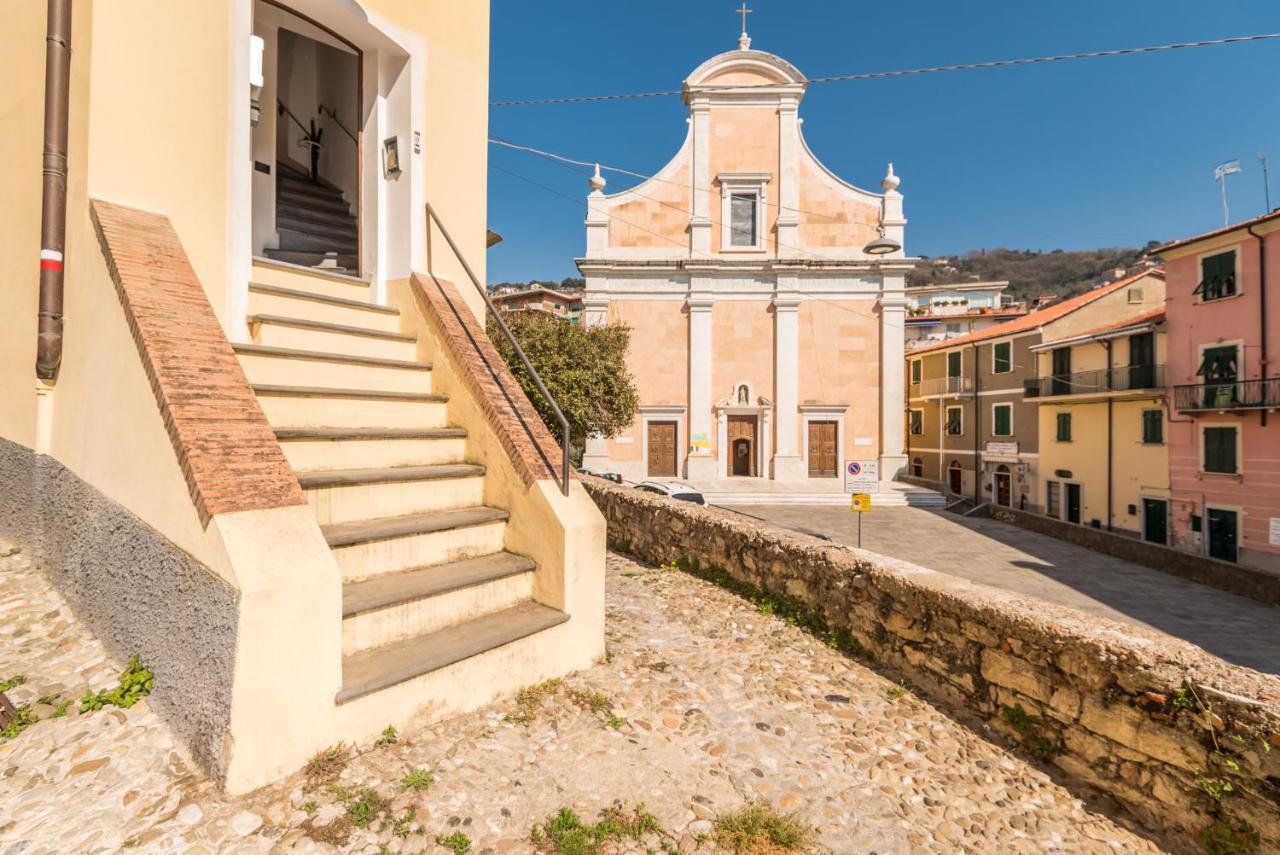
[738,32,752,51]
[881,163,901,193]
[589,163,606,193]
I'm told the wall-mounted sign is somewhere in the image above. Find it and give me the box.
[690,433,711,453]
[413,130,421,155]
[844,459,879,493]
[382,136,402,178]
[1054,469,1072,479]
[1270,517,1280,546]
[985,441,1018,456]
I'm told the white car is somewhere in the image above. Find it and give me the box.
[634,481,707,506]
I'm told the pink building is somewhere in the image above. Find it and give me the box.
[1155,210,1280,572]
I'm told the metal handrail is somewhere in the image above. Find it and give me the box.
[425,202,572,496]
[317,104,358,143]
[277,100,313,139]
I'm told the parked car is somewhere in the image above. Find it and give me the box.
[580,468,623,484]
[634,481,706,506]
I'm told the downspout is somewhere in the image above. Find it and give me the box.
[972,342,981,505]
[36,0,72,381]
[1103,340,1113,532]
[1246,223,1268,427]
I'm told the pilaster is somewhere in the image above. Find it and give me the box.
[689,101,713,256]
[776,97,801,256]
[580,286,611,471]
[879,267,910,480]
[772,284,804,480]
[685,285,717,479]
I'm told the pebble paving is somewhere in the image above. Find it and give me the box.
[0,539,1166,853]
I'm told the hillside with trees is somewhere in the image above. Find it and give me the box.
[908,245,1161,302]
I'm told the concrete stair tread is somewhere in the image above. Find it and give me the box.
[262,249,358,270]
[336,601,568,703]
[250,314,416,342]
[277,228,358,254]
[298,463,485,489]
[274,426,467,440]
[323,506,510,548]
[343,551,536,617]
[251,384,447,402]
[248,282,393,313]
[233,342,430,371]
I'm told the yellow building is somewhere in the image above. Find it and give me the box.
[1029,309,1171,542]
[1,1,603,793]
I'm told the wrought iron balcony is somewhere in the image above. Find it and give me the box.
[1174,377,1280,413]
[1024,364,1166,399]
[920,376,976,396]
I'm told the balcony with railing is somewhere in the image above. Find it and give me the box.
[1024,364,1166,399]
[1173,377,1280,413]
[919,376,976,396]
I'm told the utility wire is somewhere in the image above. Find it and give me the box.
[490,32,1280,107]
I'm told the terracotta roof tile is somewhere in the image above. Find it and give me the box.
[1151,209,1280,255]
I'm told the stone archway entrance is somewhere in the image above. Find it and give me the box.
[994,464,1012,507]
[728,415,757,477]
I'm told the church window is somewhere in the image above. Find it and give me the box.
[730,193,758,247]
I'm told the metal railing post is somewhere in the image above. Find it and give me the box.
[425,203,572,496]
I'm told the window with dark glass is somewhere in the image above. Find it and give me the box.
[1050,347,1071,395]
[911,360,921,385]
[729,193,757,247]
[1141,409,1163,444]
[947,351,961,377]
[1056,412,1072,442]
[1197,345,1239,407]
[909,409,923,435]
[1193,251,1237,301]
[993,341,1012,374]
[993,403,1012,436]
[946,407,962,435]
[1203,426,1238,474]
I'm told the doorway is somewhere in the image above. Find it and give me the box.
[993,465,1012,507]
[1065,483,1082,524]
[1207,508,1239,562]
[1141,498,1168,545]
[807,421,837,478]
[647,421,677,478]
[947,461,963,495]
[727,415,758,477]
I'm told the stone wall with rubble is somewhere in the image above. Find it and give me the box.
[584,476,1280,851]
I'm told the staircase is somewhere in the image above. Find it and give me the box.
[237,262,568,709]
[700,480,947,508]
[264,161,359,271]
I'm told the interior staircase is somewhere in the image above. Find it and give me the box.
[264,161,359,271]
[236,262,568,708]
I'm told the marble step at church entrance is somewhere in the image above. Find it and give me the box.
[237,260,568,715]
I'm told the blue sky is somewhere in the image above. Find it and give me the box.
[486,1,1280,284]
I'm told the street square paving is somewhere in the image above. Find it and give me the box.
[726,504,1280,675]
[0,540,1162,853]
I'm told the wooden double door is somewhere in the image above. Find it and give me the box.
[807,420,838,478]
[647,421,678,477]
[728,415,757,477]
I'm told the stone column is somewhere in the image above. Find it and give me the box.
[686,287,717,480]
[772,285,804,480]
[689,99,713,256]
[879,267,910,481]
[580,288,612,472]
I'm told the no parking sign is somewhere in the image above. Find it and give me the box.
[843,459,879,493]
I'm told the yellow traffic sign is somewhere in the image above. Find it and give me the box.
[851,493,872,512]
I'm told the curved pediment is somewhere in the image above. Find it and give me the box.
[683,49,806,102]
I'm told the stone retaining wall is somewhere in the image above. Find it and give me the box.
[990,506,1280,606]
[584,477,1280,852]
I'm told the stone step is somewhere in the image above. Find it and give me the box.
[336,601,569,703]
[341,551,536,655]
[262,248,359,271]
[277,202,357,230]
[250,313,417,361]
[323,506,510,581]
[277,187,353,216]
[300,463,487,525]
[247,283,397,330]
[277,227,357,255]
[234,343,432,394]
[274,426,469,472]
[277,213,358,244]
[253,384,450,430]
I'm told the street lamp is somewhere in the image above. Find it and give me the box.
[863,226,901,256]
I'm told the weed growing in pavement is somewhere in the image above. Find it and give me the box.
[0,705,39,740]
[885,684,906,700]
[437,830,472,854]
[530,804,667,854]
[300,801,318,815]
[569,688,627,731]
[303,743,351,788]
[374,724,398,748]
[714,802,814,854]
[79,655,153,713]
[0,675,27,692]
[506,678,563,725]
[346,787,391,829]
[401,768,436,791]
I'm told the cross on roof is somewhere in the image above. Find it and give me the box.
[737,2,753,34]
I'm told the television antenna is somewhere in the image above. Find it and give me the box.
[1259,153,1272,212]
[1215,159,1242,226]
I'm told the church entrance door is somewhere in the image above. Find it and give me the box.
[728,415,757,477]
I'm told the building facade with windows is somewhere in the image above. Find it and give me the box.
[491,286,584,323]
[1154,211,1280,571]
[1030,309,1170,540]
[578,31,913,487]
[905,269,1166,510]
[903,280,1028,350]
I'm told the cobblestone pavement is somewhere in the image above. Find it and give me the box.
[0,539,1163,854]
[728,504,1280,675]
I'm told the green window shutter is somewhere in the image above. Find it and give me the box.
[1056,413,1072,442]
[1203,427,1237,473]
[946,409,961,434]
[911,360,921,384]
[993,405,1011,436]
[1198,251,1237,300]
[1142,410,1163,444]
[994,342,1011,373]
[947,351,961,377]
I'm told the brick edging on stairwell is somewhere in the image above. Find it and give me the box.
[410,273,567,487]
[91,200,305,525]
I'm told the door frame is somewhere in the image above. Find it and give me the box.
[993,464,1012,507]
[640,405,687,478]
[1204,503,1243,561]
[800,404,847,481]
[1140,495,1169,545]
[1064,481,1083,525]
[726,414,759,478]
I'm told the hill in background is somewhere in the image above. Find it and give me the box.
[909,245,1160,302]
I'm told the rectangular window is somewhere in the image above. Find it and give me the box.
[729,193,757,248]
[1194,251,1238,301]
[1045,480,1061,518]
[945,406,963,436]
[1051,348,1071,395]
[1141,409,1164,444]
[1056,412,1072,442]
[993,341,1012,374]
[947,351,961,378]
[910,360,921,385]
[909,409,923,435]
[1203,426,1238,474]
[992,403,1012,436]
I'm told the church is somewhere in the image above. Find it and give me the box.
[578,23,914,493]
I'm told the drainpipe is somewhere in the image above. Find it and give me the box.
[36,0,73,381]
[972,342,981,505]
[1246,223,1268,427]
[1103,340,1113,532]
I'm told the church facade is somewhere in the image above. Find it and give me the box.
[578,32,914,488]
